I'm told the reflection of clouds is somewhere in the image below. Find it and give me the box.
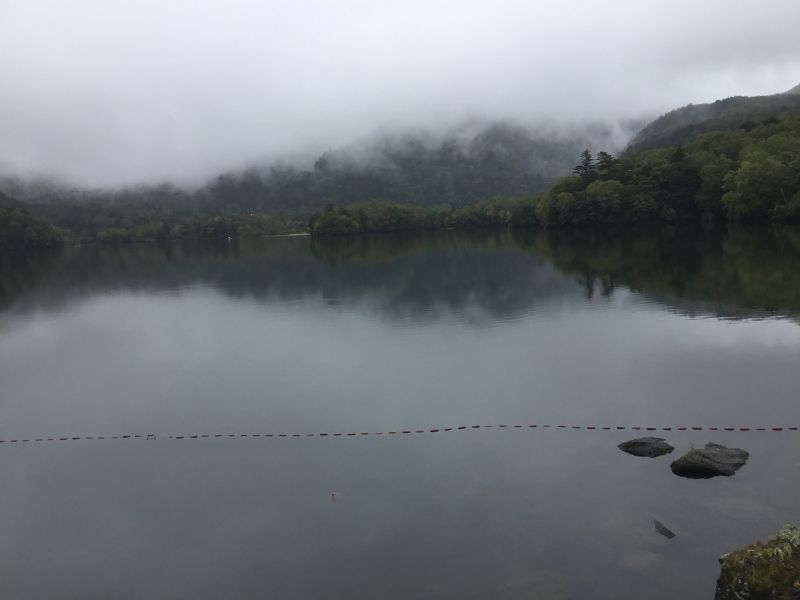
[0,233,799,599]
[501,569,569,599]
[1,285,799,438]
[4,230,800,328]
[614,297,800,350]
[1,234,589,325]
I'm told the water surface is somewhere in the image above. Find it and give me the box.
[1,227,799,598]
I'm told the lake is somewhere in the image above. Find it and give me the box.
[1,226,799,599]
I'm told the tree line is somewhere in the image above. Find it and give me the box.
[4,112,800,246]
[309,113,800,235]
[0,192,63,249]
[532,113,800,226]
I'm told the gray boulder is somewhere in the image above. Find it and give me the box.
[670,443,749,479]
[618,437,675,458]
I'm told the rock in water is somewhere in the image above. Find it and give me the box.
[653,519,676,539]
[618,437,675,458]
[715,524,800,599]
[670,443,748,479]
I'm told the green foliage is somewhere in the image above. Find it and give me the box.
[0,192,63,249]
[197,124,560,213]
[583,180,625,222]
[629,90,800,152]
[531,224,800,314]
[535,113,800,227]
[20,199,305,244]
[722,151,789,219]
[572,149,596,183]
[769,525,800,562]
[5,123,575,220]
[716,524,800,600]
[595,151,618,179]
[310,202,442,236]
[309,198,538,236]
[6,109,800,244]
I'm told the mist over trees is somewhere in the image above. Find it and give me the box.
[311,112,800,235]
[0,121,630,242]
[2,86,800,244]
[3,121,630,210]
[627,87,800,151]
[0,192,62,249]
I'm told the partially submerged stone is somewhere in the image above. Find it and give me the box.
[653,519,676,539]
[670,443,749,479]
[618,437,674,458]
[715,524,800,599]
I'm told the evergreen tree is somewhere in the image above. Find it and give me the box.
[573,149,596,183]
[595,151,617,179]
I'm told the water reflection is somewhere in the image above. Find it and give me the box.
[1,226,800,599]
[2,225,800,323]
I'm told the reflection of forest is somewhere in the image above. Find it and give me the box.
[531,224,800,318]
[2,225,799,321]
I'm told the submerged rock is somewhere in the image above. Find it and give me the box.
[715,524,800,599]
[653,519,676,539]
[670,443,749,479]
[618,437,675,458]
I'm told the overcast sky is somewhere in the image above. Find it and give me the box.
[1,0,799,187]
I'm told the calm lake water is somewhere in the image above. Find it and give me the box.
[1,226,799,599]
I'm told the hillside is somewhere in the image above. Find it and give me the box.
[5,83,800,243]
[312,110,800,237]
[627,86,800,152]
[534,112,800,226]
[0,192,63,249]
[2,120,637,215]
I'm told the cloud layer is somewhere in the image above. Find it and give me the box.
[1,0,799,186]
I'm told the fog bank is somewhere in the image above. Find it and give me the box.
[1,0,799,186]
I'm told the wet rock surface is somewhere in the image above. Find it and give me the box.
[618,437,675,458]
[715,524,800,599]
[670,443,749,479]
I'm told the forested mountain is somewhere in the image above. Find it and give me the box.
[312,111,800,234]
[195,125,558,214]
[3,83,800,244]
[1,120,636,216]
[627,84,800,152]
[0,192,63,249]
[533,112,800,226]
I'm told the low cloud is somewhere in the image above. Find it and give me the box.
[1,0,799,186]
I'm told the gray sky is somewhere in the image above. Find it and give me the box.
[1,0,799,187]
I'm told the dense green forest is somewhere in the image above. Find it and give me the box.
[0,192,63,249]
[199,123,559,210]
[627,86,800,151]
[310,112,800,234]
[2,89,800,245]
[32,200,304,244]
[3,121,618,216]
[309,197,536,236]
[534,113,800,226]
[1,122,610,244]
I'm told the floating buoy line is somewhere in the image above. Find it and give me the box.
[0,423,796,445]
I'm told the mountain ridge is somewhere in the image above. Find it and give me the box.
[627,87,800,152]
